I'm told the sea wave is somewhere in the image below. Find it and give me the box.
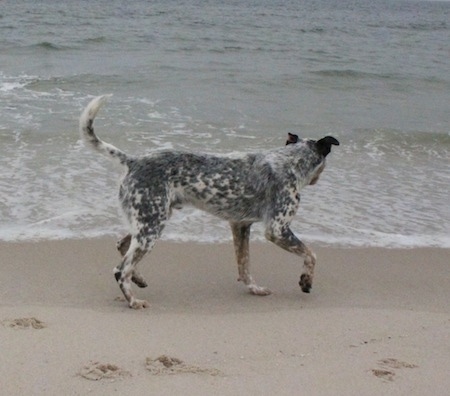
[368,21,448,32]
[311,69,397,80]
[26,41,73,51]
[350,128,450,160]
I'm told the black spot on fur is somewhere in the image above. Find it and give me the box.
[114,271,121,282]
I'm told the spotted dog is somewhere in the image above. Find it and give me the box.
[80,95,339,309]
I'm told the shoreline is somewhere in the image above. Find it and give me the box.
[1,239,449,395]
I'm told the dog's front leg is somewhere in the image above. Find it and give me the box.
[265,223,316,293]
[230,221,271,296]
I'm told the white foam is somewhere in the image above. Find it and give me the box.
[0,82,27,92]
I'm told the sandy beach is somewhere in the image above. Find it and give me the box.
[1,239,449,395]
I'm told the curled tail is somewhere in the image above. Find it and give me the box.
[79,95,129,166]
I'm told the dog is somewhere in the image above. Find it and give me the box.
[80,95,339,309]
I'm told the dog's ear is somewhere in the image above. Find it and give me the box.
[286,133,299,145]
[316,136,340,157]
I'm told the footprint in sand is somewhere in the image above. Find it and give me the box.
[371,368,396,382]
[1,317,46,330]
[79,361,131,381]
[372,358,418,382]
[145,355,220,376]
[378,358,418,369]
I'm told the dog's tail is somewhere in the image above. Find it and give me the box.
[79,95,129,166]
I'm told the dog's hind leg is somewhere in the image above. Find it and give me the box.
[116,234,148,288]
[230,222,271,296]
[114,234,158,309]
[265,222,316,293]
[113,236,153,309]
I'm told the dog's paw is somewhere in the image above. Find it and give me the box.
[299,274,312,293]
[248,285,272,296]
[129,299,150,309]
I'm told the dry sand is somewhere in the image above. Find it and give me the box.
[1,238,449,395]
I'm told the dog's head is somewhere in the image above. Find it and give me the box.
[286,133,340,185]
[286,133,340,158]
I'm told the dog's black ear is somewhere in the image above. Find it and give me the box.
[316,136,340,157]
[286,133,299,145]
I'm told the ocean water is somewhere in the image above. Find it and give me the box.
[0,0,449,247]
